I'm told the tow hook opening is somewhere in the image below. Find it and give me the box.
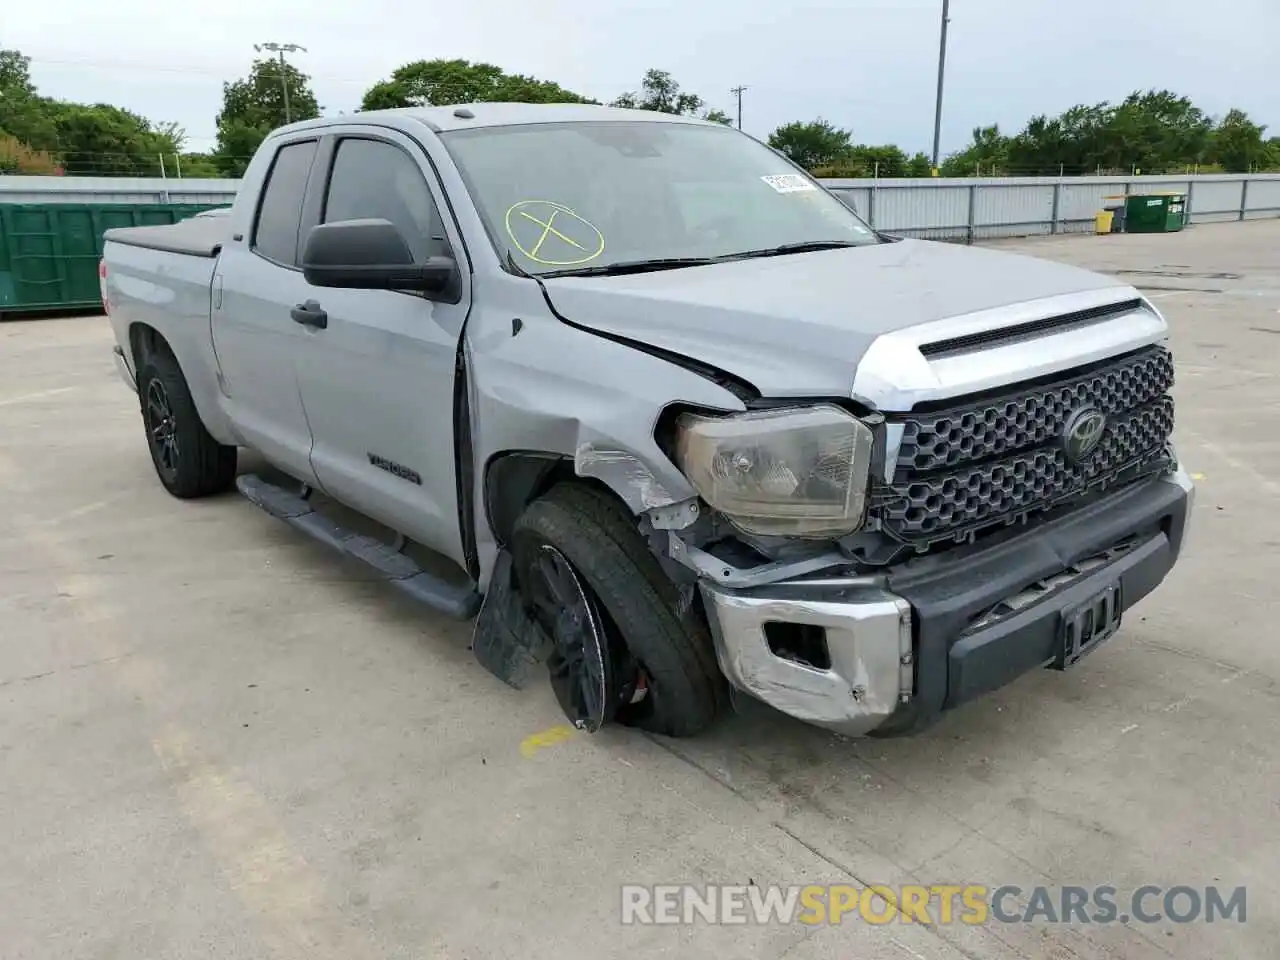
[763,621,832,671]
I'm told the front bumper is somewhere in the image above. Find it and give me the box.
[699,465,1194,736]
[113,345,137,394]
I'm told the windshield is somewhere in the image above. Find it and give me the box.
[439,120,880,276]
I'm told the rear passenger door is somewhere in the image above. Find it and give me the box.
[212,137,323,484]
[292,130,472,568]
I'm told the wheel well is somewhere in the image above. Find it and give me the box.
[129,322,173,370]
[484,452,626,546]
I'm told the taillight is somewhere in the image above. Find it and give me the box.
[99,259,109,314]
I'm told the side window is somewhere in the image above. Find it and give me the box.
[252,140,318,266]
[323,138,449,262]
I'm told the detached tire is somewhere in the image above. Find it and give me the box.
[511,483,725,738]
[136,348,237,499]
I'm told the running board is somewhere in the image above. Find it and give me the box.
[236,474,481,620]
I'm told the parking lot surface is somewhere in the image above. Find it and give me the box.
[2,220,1278,960]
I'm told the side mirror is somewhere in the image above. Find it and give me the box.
[301,218,458,298]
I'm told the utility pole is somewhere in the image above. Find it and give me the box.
[254,42,307,124]
[730,85,748,130]
[930,0,951,171]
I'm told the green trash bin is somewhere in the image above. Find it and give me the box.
[1123,193,1187,233]
[0,202,222,317]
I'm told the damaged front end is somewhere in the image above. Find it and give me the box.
[472,399,918,738]
[636,493,915,737]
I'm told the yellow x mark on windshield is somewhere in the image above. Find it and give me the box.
[518,209,588,258]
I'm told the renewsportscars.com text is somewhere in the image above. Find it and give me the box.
[620,884,1247,926]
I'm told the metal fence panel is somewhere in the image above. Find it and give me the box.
[1190,180,1245,221]
[875,182,971,239]
[973,182,1054,240]
[827,186,872,221]
[0,176,238,205]
[1244,178,1280,218]
[1057,181,1129,232]
[4,172,1279,239]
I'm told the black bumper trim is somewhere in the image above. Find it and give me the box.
[886,473,1189,726]
[946,532,1169,705]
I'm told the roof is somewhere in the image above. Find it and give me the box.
[277,102,715,136]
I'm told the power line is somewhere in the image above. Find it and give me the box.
[730,85,748,130]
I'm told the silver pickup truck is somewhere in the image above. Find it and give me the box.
[101,104,1193,738]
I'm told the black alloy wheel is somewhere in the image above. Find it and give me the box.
[525,543,615,731]
[144,377,180,483]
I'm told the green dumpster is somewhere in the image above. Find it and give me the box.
[1123,193,1187,234]
[0,202,222,317]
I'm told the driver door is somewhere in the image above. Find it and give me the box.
[293,130,472,567]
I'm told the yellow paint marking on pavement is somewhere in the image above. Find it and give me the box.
[519,724,579,758]
[1191,473,1206,481]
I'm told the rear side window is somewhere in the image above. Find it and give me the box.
[252,140,318,266]
[323,138,449,262]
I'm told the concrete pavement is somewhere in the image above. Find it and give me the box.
[2,220,1278,959]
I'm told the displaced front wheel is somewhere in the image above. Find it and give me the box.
[511,484,725,737]
[137,349,237,498]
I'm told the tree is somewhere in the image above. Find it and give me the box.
[0,49,57,150]
[360,59,595,111]
[940,124,1010,176]
[1104,90,1212,172]
[214,57,320,176]
[852,144,908,177]
[905,152,933,177]
[767,119,853,170]
[613,69,702,115]
[611,69,728,124]
[0,132,62,174]
[1210,109,1270,173]
[0,48,36,100]
[175,152,223,178]
[49,103,183,176]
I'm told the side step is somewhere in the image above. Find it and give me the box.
[236,474,481,620]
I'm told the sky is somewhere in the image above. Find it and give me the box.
[4,0,1277,158]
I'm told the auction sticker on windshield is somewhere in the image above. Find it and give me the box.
[761,174,817,194]
[505,200,606,266]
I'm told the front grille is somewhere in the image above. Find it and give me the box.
[876,346,1176,546]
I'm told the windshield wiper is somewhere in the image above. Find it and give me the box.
[541,257,718,279]
[537,241,867,279]
[732,240,865,260]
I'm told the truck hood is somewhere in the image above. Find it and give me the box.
[540,239,1138,399]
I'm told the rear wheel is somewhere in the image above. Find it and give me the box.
[137,349,237,498]
[511,483,724,738]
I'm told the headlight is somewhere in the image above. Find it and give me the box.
[674,404,875,538]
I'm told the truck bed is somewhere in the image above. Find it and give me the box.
[103,215,229,259]
[103,226,223,417]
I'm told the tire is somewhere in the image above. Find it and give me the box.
[511,483,725,738]
[136,348,237,499]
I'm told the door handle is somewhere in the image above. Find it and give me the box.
[291,299,328,329]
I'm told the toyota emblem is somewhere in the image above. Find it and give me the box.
[1061,406,1108,463]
